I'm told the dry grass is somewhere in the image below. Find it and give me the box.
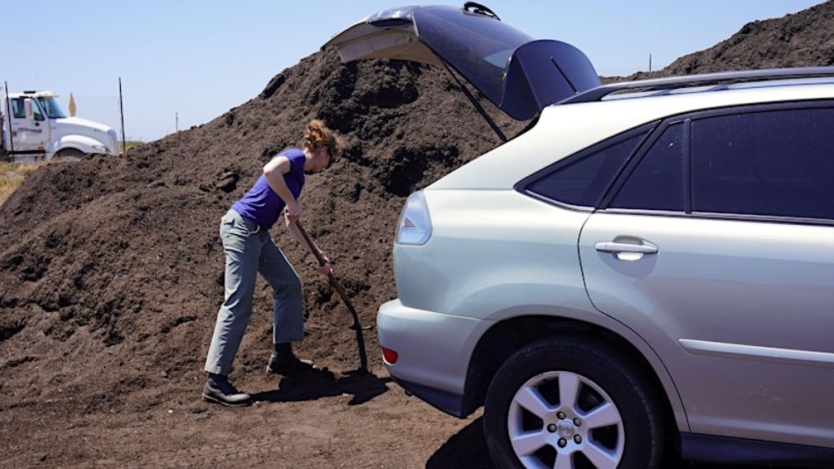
[0,161,44,206]
[120,140,144,156]
[0,147,133,205]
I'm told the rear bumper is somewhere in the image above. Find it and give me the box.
[392,377,468,417]
[377,299,493,417]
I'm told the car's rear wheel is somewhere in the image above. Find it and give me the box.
[484,336,664,469]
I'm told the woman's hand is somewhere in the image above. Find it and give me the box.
[284,201,300,224]
[317,252,333,277]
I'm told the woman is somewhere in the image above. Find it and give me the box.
[203,119,342,407]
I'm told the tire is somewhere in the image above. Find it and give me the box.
[483,336,664,469]
[51,148,85,162]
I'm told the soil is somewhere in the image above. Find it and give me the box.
[1,3,832,468]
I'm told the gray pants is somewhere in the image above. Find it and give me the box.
[204,209,304,376]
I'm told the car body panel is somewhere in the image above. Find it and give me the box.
[384,188,690,427]
[393,190,591,316]
[580,213,834,447]
[377,298,493,397]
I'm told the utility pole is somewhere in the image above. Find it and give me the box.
[119,78,127,156]
[4,81,14,154]
[649,54,653,73]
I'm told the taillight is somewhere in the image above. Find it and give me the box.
[381,346,399,364]
[395,191,432,245]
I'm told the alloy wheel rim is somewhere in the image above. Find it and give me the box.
[507,370,625,469]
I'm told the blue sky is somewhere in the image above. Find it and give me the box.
[2,1,824,141]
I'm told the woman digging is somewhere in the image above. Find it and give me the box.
[202,119,342,407]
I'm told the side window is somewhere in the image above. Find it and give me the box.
[31,100,44,121]
[11,98,25,118]
[525,131,647,208]
[609,123,685,211]
[691,107,834,220]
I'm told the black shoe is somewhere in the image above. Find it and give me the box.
[202,373,252,407]
[266,342,315,375]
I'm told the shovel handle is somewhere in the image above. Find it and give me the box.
[294,221,369,372]
[295,221,327,267]
[295,221,355,317]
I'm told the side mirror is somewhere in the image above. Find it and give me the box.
[24,99,34,120]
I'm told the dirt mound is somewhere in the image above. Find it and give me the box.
[664,0,834,75]
[1,3,833,467]
[0,46,522,403]
[623,0,834,81]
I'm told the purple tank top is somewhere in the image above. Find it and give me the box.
[231,148,306,230]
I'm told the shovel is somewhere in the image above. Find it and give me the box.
[295,221,369,373]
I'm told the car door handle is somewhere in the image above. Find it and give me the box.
[594,241,658,255]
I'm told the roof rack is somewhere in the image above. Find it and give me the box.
[560,66,834,105]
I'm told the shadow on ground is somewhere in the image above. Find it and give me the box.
[426,417,805,469]
[426,418,494,469]
[251,369,392,405]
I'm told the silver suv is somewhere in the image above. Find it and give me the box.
[326,4,834,468]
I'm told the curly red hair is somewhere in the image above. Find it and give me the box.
[303,120,342,159]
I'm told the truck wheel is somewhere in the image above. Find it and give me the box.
[52,148,85,162]
[483,336,665,469]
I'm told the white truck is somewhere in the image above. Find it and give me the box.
[1,90,119,162]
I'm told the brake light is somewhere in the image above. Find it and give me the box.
[382,347,399,364]
[395,191,432,245]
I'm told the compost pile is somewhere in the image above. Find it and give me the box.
[629,0,834,80]
[1,1,833,467]
[0,47,523,400]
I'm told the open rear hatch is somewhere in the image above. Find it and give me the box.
[323,3,601,121]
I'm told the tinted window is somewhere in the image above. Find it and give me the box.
[10,98,45,121]
[414,7,532,110]
[691,108,834,220]
[11,98,25,118]
[610,123,685,211]
[32,100,44,121]
[526,132,646,208]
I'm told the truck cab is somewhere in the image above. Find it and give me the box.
[2,90,119,161]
